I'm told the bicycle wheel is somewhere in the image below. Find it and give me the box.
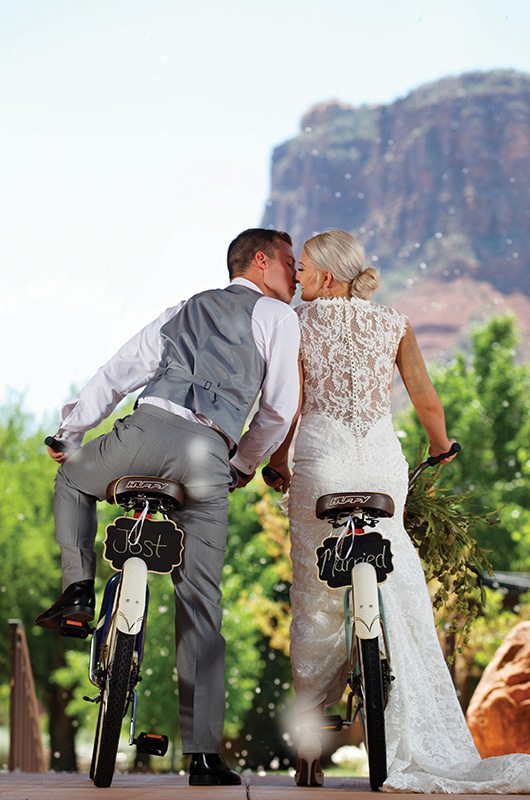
[91,630,135,788]
[359,635,387,791]
[89,700,103,781]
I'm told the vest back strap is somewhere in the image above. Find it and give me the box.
[163,366,241,409]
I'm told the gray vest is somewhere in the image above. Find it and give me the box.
[138,284,266,445]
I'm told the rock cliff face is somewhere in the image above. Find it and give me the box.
[466,621,530,757]
[262,71,530,359]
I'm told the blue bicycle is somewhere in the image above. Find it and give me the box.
[45,437,186,788]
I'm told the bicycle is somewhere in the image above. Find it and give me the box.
[44,436,187,788]
[312,442,461,791]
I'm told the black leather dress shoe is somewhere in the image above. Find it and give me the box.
[34,580,95,631]
[188,753,242,786]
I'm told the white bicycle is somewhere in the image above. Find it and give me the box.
[314,442,460,791]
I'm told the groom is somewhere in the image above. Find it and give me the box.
[36,228,300,785]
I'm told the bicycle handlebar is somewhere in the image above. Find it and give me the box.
[228,465,239,490]
[408,442,461,490]
[262,464,284,485]
[425,442,461,466]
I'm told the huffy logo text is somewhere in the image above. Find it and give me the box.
[328,495,371,506]
[124,480,170,491]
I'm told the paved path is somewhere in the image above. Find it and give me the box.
[1,773,529,800]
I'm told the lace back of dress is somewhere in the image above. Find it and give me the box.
[298,298,406,439]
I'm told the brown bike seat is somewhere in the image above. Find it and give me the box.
[106,476,184,509]
[316,492,395,520]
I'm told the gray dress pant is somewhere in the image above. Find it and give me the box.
[54,403,231,753]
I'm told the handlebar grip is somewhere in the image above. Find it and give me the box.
[426,442,461,466]
[262,465,283,484]
[228,465,239,490]
[44,436,68,454]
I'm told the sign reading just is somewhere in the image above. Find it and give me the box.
[104,516,184,574]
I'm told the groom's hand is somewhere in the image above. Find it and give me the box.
[45,436,71,464]
[229,465,255,492]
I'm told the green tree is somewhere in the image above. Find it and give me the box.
[223,482,294,769]
[0,400,139,770]
[0,400,82,770]
[454,588,530,709]
[397,315,530,571]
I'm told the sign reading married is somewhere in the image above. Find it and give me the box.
[104,516,184,574]
[316,530,394,588]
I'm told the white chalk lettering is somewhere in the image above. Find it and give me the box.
[319,542,389,580]
[110,532,169,561]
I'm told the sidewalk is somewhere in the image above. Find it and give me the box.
[1,773,529,800]
[0,772,357,800]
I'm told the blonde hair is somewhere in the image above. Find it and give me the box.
[303,229,380,299]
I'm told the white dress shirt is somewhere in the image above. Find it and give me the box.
[56,277,300,474]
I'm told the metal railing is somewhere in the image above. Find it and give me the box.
[8,619,46,772]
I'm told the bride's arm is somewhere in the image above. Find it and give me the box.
[396,323,457,462]
[265,359,304,490]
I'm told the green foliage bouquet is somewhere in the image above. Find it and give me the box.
[405,466,496,649]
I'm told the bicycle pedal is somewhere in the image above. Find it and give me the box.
[60,618,92,639]
[320,714,344,732]
[135,731,168,756]
[82,694,101,704]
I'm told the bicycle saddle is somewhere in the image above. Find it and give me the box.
[106,476,184,510]
[316,492,395,520]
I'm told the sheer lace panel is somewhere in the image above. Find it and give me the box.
[296,298,407,438]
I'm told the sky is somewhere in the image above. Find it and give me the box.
[2,0,530,426]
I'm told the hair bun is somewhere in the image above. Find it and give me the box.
[350,266,380,299]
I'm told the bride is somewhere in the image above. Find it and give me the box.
[265,229,530,793]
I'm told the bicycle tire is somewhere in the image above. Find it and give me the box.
[359,636,387,791]
[91,630,135,788]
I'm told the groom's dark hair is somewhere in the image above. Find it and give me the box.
[227,228,292,278]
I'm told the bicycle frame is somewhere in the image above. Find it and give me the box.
[89,571,149,689]
[343,561,393,716]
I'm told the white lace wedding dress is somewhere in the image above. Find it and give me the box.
[288,296,530,793]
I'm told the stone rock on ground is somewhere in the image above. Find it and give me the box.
[466,620,530,757]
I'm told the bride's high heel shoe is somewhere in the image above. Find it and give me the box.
[295,754,324,787]
[294,730,324,787]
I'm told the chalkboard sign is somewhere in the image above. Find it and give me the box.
[104,516,184,574]
[316,530,394,588]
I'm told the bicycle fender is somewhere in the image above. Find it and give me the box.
[116,557,147,636]
[352,562,381,640]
